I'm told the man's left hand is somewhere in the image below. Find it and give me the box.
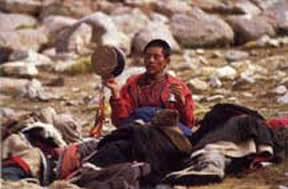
[169,83,185,105]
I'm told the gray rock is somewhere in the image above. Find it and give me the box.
[55,12,130,55]
[280,77,288,85]
[273,85,288,95]
[188,78,209,92]
[0,78,57,101]
[225,50,249,62]
[41,15,78,47]
[213,66,237,80]
[9,50,29,62]
[209,75,222,88]
[171,8,234,48]
[206,95,225,102]
[270,0,288,32]
[187,0,223,13]
[251,0,283,10]
[25,79,44,98]
[19,50,52,66]
[234,0,261,16]
[226,14,276,45]
[0,62,39,77]
[0,47,13,64]
[278,185,288,189]
[277,92,288,104]
[0,12,37,32]
[0,107,15,118]
[240,71,256,84]
[0,28,48,51]
[112,8,149,38]
[154,0,192,17]
[150,13,169,24]
[132,21,180,56]
[0,0,42,15]
[40,0,94,19]
[0,77,30,96]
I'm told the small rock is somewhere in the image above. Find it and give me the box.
[195,49,205,55]
[242,92,253,97]
[227,97,238,102]
[240,71,256,84]
[206,95,224,102]
[188,78,209,91]
[277,93,288,104]
[0,107,15,118]
[211,51,223,58]
[214,89,231,95]
[278,184,288,189]
[0,62,39,77]
[213,66,237,80]
[225,50,249,62]
[268,39,280,47]
[273,85,288,95]
[199,56,209,65]
[9,50,29,61]
[192,95,205,102]
[209,75,222,88]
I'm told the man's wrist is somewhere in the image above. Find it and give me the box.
[111,89,120,99]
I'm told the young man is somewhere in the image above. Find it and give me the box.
[103,39,195,136]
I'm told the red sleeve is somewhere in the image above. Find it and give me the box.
[178,84,195,128]
[109,76,138,127]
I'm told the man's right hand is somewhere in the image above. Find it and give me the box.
[102,77,121,99]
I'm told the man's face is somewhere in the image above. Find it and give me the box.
[143,46,170,76]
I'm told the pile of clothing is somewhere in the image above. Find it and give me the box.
[1,104,287,188]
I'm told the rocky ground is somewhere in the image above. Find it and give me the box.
[1,0,288,188]
[1,45,288,189]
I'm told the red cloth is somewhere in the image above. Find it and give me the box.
[110,73,195,128]
[58,143,81,179]
[2,156,31,175]
[90,85,105,138]
[266,116,288,129]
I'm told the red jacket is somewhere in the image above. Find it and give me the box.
[110,73,195,128]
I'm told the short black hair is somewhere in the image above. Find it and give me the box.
[143,39,171,57]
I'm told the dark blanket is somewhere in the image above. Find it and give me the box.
[88,125,189,186]
[189,103,284,162]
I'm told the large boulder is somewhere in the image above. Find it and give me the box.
[170,8,234,48]
[0,0,42,15]
[226,14,276,45]
[0,28,48,51]
[0,12,38,32]
[41,15,92,52]
[262,0,288,34]
[188,0,256,15]
[189,0,225,13]
[111,8,150,38]
[0,78,41,97]
[55,12,130,55]
[0,62,39,78]
[233,0,261,15]
[41,15,78,41]
[132,21,181,56]
[0,47,13,63]
[154,0,192,17]
[40,0,94,19]
[251,0,283,10]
